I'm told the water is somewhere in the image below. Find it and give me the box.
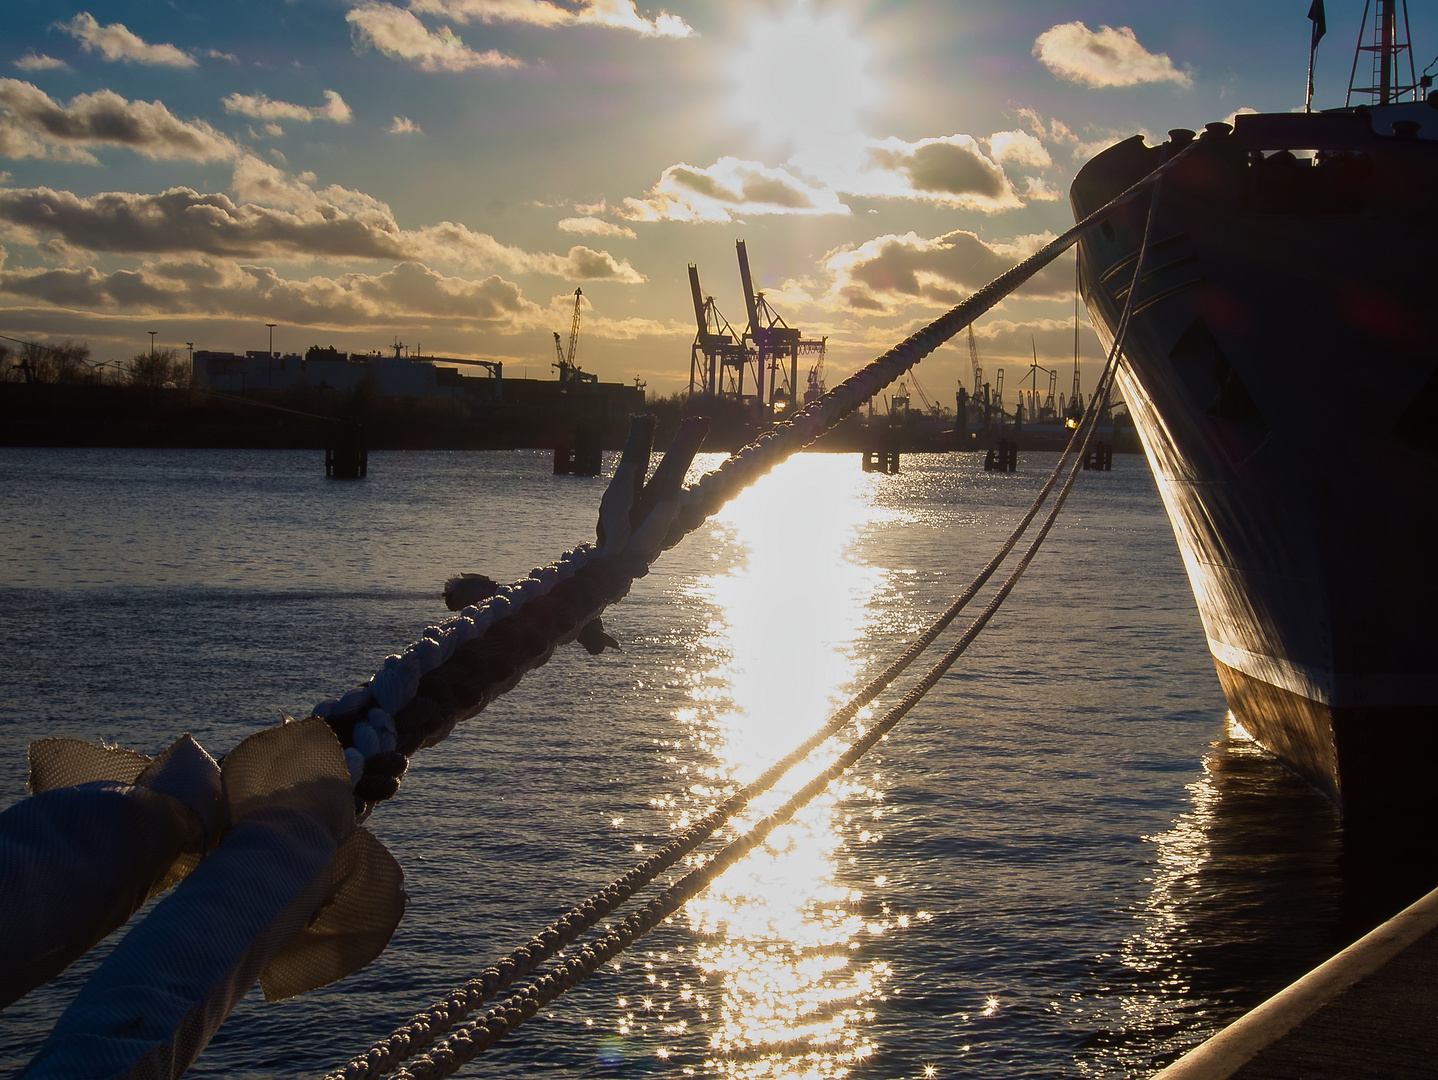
[0,446,1389,1078]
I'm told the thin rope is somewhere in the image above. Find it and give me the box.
[326,379,1089,1080]
[390,360,1120,1080]
[329,141,1174,1080]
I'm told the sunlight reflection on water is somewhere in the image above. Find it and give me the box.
[671,456,896,1078]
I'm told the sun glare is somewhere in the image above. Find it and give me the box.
[729,2,879,151]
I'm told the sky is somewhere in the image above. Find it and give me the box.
[1,0,1434,398]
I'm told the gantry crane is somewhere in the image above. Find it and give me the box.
[735,240,825,415]
[687,265,748,399]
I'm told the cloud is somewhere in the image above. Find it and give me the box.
[0,255,546,329]
[0,79,238,163]
[207,49,239,62]
[14,54,70,73]
[0,159,646,283]
[57,12,197,68]
[618,157,847,222]
[618,133,1031,222]
[558,216,636,239]
[988,129,1051,169]
[0,260,687,350]
[1022,177,1062,201]
[1015,107,1131,162]
[388,116,422,133]
[410,0,694,37]
[865,136,1017,205]
[223,90,353,124]
[346,3,524,71]
[821,229,1073,314]
[1033,22,1191,88]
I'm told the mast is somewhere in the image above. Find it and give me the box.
[1347,0,1420,106]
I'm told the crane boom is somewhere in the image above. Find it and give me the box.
[688,265,708,339]
[566,287,582,367]
[967,323,982,395]
[735,240,760,336]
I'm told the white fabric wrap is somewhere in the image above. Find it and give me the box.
[22,718,406,1080]
[0,734,221,1011]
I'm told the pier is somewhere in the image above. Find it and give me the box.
[1154,883,1438,1079]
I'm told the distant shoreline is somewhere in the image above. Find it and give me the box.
[0,381,1142,455]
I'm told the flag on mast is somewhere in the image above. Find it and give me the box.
[1306,0,1327,112]
[1308,0,1326,45]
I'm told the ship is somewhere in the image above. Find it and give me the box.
[1069,4,1437,820]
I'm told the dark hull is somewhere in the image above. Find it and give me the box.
[1070,107,1438,819]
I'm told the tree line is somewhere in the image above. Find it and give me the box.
[0,340,194,389]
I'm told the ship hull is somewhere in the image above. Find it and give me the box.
[1071,108,1438,820]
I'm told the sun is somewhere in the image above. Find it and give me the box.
[728,2,879,152]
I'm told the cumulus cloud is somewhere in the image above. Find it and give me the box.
[558,216,636,239]
[619,134,1029,222]
[0,255,545,329]
[57,12,197,68]
[410,0,693,37]
[0,158,646,283]
[223,90,353,124]
[1033,22,1191,88]
[988,129,1051,168]
[14,54,70,72]
[346,3,523,70]
[863,135,1020,208]
[822,229,1073,314]
[1022,177,1062,201]
[388,116,422,133]
[0,79,238,163]
[618,157,846,222]
[1015,107,1131,162]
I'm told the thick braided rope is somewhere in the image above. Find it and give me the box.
[325,142,1182,1079]
[310,142,1194,818]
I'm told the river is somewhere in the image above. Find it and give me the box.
[0,447,1392,1078]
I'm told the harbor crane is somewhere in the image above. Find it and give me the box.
[687,265,749,400]
[1068,264,1085,421]
[735,240,825,415]
[804,348,826,405]
[905,365,946,419]
[967,322,998,429]
[552,288,595,387]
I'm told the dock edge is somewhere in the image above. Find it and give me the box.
[1150,882,1438,1079]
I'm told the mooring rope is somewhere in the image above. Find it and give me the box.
[383,357,1133,1080]
[328,140,1177,1080]
[325,378,1098,1080]
[3,134,1187,1080]
[312,138,1198,826]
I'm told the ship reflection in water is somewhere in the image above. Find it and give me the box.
[673,456,895,1078]
[1096,717,1342,1071]
[1096,715,1438,1074]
